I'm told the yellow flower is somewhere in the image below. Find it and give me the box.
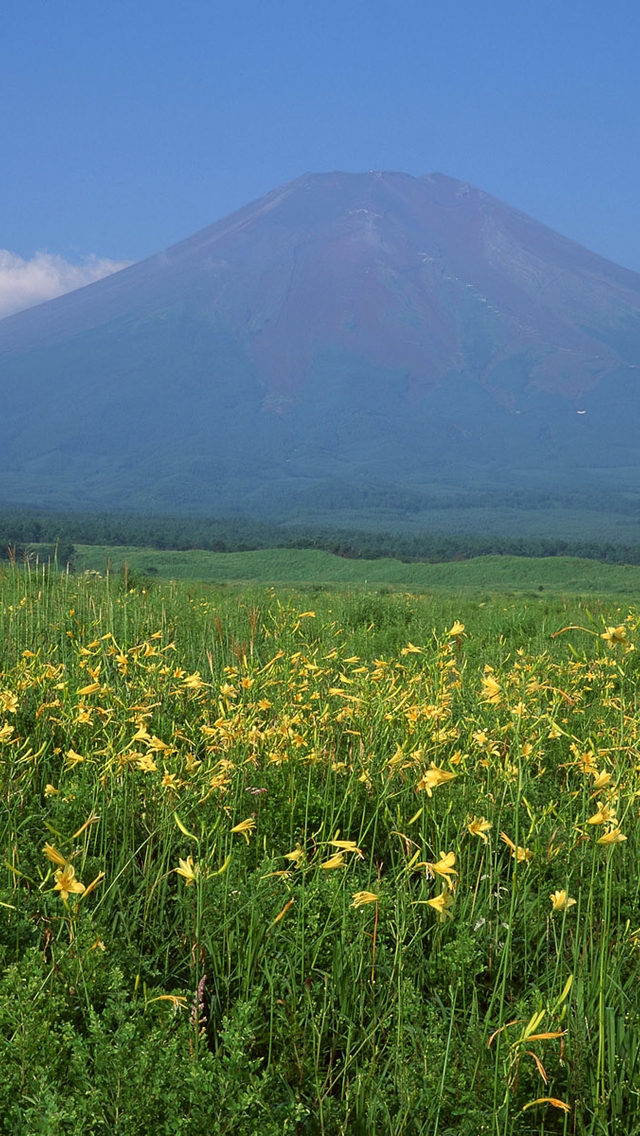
[0,691,18,713]
[468,816,492,842]
[351,891,379,908]
[601,625,627,647]
[427,889,455,921]
[401,642,422,655]
[82,871,105,899]
[428,851,457,880]
[587,802,617,826]
[77,681,100,695]
[271,899,294,925]
[522,1098,570,1114]
[136,753,157,773]
[417,764,458,796]
[320,852,346,870]
[231,817,256,843]
[161,771,180,791]
[448,621,465,638]
[43,842,69,867]
[500,831,532,862]
[174,856,199,885]
[550,889,576,912]
[181,671,206,690]
[328,839,364,858]
[53,864,85,901]
[597,827,627,845]
[591,770,613,791]
[44,784,59,797]
[147,994,188,1009]
[284,847,305,866]
[574,747,596,774]
[65,749,84,767]
[480,673,501,705]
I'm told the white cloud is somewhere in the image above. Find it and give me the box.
[0,250,131,319]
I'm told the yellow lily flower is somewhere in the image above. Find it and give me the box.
[174,856,199,885]
[428,851,457,880]
[136,753,157,773]
[65,749,85,767]
[351,891,379,908]
[591,770,613,791]
[427,889,455,921]
[161,772,180,791]
[43,842,68,867]
[0,691,18,713]
[587,802,617,826]
[597,827,627,845]
[468,816,492,842]
[401,642,422,655]
[230,817,256,843]
[271,899,294,925]
[600,625,627,647]
[550,889,576,912]
[328,839,364,858]
[53,864,85,901]
[181,671,206,690]
[81,871,105,899]
[320,852,346,870]
[522,1098,570,1114]
[417,764,457,796]
[77,681,100,695]
[72,814,100,839]
[500,831,532,862]
[480,672,501,705]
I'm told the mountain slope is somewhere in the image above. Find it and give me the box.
[1,170,640,513]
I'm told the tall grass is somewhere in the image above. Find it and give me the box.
[1,565,639,1133]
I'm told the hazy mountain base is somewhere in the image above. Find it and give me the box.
[1,309,640,515]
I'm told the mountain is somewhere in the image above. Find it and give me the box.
[1,170,640,514]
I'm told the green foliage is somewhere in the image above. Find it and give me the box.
[2,491,640,568]
[70,543,640,594]
[1,569,640,1132]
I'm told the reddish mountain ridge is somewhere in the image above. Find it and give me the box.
[1,171,640,511]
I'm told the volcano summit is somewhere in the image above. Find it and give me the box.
[1,171,640,513]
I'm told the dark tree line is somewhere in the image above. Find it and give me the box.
[1,507,640,567]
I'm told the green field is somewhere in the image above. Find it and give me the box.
[2,567,640,1133]
[75,543,640,593]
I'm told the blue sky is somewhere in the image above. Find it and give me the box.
[1,0,639,306]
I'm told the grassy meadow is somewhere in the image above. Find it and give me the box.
[74,543,640,593]
[2,564,640,1133]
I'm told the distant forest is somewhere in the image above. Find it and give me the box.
[2,497,640,567]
